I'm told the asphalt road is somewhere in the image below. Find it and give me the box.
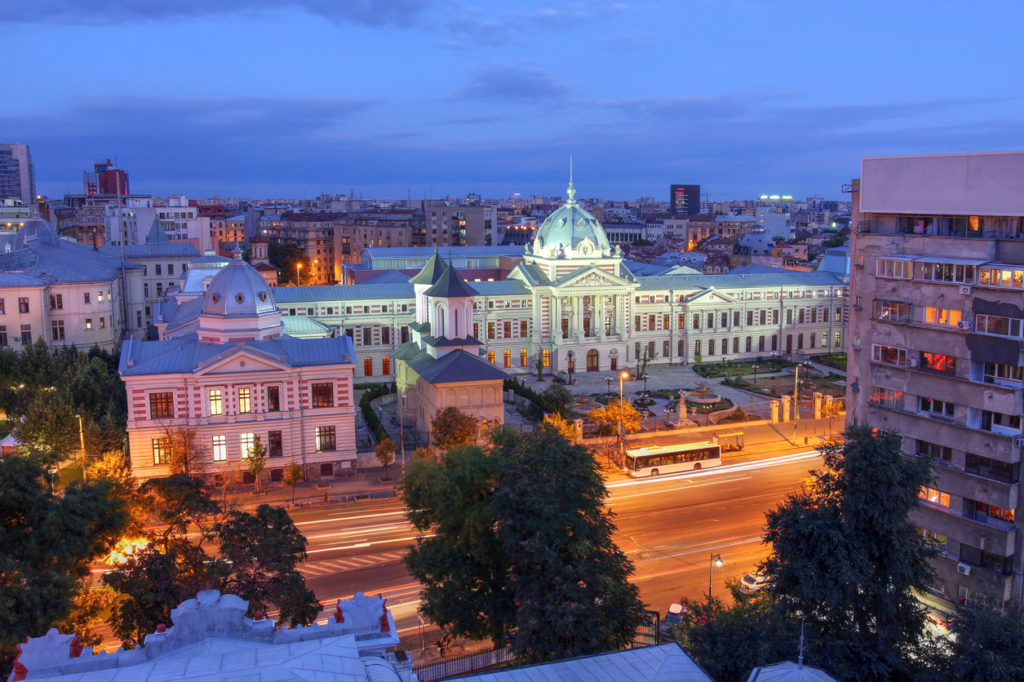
[285,445,822,648]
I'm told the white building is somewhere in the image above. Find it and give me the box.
[105,195,212,251]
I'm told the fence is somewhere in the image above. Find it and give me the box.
[413,646,517,682]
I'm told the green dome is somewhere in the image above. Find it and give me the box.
[533,181,610,256]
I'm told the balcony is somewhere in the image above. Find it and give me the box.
[912,504,1016,557]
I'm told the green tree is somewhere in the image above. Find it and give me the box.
[216,505,319,627]
[762,426,935,680]
[932,604,1024,681]
[413,445,434,461]
[401,445,514,645]
[283,463,304,503]
[431,406,477,451]
[539,383,574,417]
[165,426,209,478]
[375,437,396,480]
[268,242,308,284]
[535,352,544,381]
[0,458,128,667]
[13,390,79,465]
[86,449,135,495]
[246,435,267,493]
[492,424,646,662]
[587,398,643,436]
[541,412,576,442]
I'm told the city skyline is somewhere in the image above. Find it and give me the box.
[6,1,1024,200]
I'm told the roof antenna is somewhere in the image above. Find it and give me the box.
[567,153,576,203]
[797,617,805,668]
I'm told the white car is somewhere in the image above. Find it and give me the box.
[739,571,768,594]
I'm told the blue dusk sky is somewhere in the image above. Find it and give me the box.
[5,1,1024,201]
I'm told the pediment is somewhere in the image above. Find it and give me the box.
[556,266,632,289]
[195,347,291,376]
[685,288,736,305]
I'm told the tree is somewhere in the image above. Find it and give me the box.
[587,398,643,436]
[268,241,308,284]
[375,437,396,480]
[761,426,935,680]
[535,352,544,381]
[413,445,434,460]
[542,412,576,442]
[0,457,128,668]
[86,449,135,495]
[402,427,646,662]
[539,383,574,417]
[669,587,802,682]
[401,445,514,646]
[492,424,647,662]
[283,463,304,504]
[216,505,320,627]
[431,406,477,451]
[928,604,1024,681]
[13,390,79,465]
[164,426,209,478]
[246,435,267,493]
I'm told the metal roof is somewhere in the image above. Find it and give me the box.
[471,280,531,296]
[407,348,508,384]
[273,283,415,303]
[636,271,846,292]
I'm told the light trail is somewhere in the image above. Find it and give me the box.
[607,450,820,490]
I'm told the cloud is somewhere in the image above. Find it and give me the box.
[7,0,431,27]
[449,63,571,103]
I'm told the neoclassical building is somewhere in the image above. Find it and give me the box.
[271,179,848,381]
[120,250,357,483]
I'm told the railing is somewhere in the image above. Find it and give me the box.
[413,646,517,682]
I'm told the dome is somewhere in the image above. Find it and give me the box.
[533,180,610,257]
[201,250,278,318]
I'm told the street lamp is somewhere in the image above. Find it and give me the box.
[296,263,303,286]
[399,393,406,477]
[75,414,86,481]
[618,371,630,466]
[752,364,759,385]
[793,362,810,421]
[605,376,612,397]
[708,552,723,597]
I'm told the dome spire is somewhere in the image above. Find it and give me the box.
[566,153,576,203]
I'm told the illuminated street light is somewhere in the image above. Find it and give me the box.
[296,263,303,286]
[76,413,86,482]
[709,552,723,597]
[618,371,630,466]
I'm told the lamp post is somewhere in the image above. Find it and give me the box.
[75,413,86,481]
[708,552,723,597]
[567,350,574,385]
[296,262,303,287]
[605,376,612,397]
[793,362,809,421]
[399,393,406,477]
[752,364,759,385]
[618,371,630,466]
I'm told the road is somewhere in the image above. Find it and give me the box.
[286,446,822,646]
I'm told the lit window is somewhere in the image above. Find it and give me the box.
[212,435,226,461]
[209,389,223,415]
[316,425,336,451]
[152,437,172,465]
[238,388,251,413]
[240,432,255,458]
[520,349,528,367]
[504,349,511,367]
[149,392,174,419]
[488,350,495,364]
[85,318,92,330]
[311,383,333,408]
[919,486,950,509]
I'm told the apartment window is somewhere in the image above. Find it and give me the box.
[401,326,410,343]
[869,387,904,410]
[503,321,511,338]
[745,336,752,352]
[965,499,1015,524]
[209,389,223,416]
[965,453,1020,483]
[921,305,958,327]
[99,317,106,329]
[916,439,952,463]
[707,313,714,329]
[976,314,1023,337]
[473,323,479,338]
[240,432,255,458]
[97,291,104,303]
[634,315,641,331]
[381,327,391,344]
[872,301,908,326]
[212,435,227,461]
[168,264,175,275]
[921,352,956,374]
[149,392,174,419]
[760,310,767,325]
[155,264,162,275]
[49,294,62,310]
[871,344,906,367]
[488,322,495,339]
[487,350,495,364]
[692,314,700,330]
[238,387,252,413]
[311,382,334,408]
[50,320,64,341]
[267,386,280,411]
[648,314,656,331]
[876,258,912,279]
[152,437,172,465]
[504,349,511,368]
[382,357,391,375]
[315,425,336,452]
[917,528,948,550]
[268,431,283,458]
[918,486,950,509]
[362,328,372,346]
[959,545,1012,575]
[707,339,715,356]
[83,293,90,304]
[746,310,753,326]
[364,358,373,376]
[917,260,976,284]
[542,349,550,368]
[18,297,29,314]
[981,410,1021,433]
[786,309,793,325]
[520,320,528,337]
[143,283,149,298]
[980,266,1024,289]
[983,362,1024,385]
[809,333,816,349]
[798,309,805,324]
[918,396,954,419]
[733,311,740,326]
[20,325,30,345]
[520,349,528,367]
[156,283,163,297]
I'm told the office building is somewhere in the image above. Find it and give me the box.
[847,150,1024,609]
[0,143,35,207]
[83,159,129,195]
[670,184,700,216]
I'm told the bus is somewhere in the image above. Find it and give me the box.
[624,441,723,477]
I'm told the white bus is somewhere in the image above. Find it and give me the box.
[624,441,723,477]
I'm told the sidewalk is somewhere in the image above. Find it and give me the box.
[221,464,399,511]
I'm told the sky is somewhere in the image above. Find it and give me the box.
[5,0,1024,202]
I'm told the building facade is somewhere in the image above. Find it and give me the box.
[0,143,35,207]
[847,151,1024,609]
[121,251,357,483]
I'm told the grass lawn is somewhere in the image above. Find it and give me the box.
[693,358,795,378]
[816,353,848,371]
[725,374,846,398]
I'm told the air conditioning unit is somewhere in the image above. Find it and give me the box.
[957,562,972,576]
[960,285,972,295]
[1014,437,1024,447]
[908,358,920,368]
[957,320,974,331]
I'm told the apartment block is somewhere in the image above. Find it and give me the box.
[848,151,1024,610]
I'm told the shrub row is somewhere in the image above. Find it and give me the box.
[358,383,391,443]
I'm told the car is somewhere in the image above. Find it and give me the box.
[661,602,686,634]
[739,571,768,595]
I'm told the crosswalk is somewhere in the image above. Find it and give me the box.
[300,550,407,578]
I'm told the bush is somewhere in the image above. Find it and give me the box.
[358,384,391,443]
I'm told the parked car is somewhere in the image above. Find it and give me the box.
[739,571,768,595]
[661,602,686,634]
